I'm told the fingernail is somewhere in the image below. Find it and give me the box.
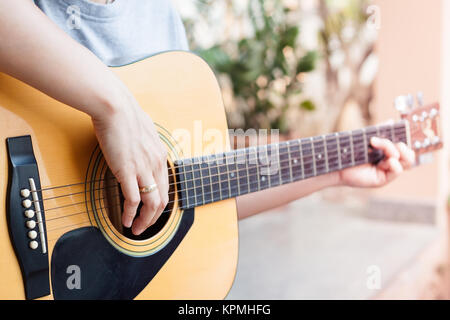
[132,225,143,236]
[123,218,132,228]
[371,137,381,144]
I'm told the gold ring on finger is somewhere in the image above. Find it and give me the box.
[139,184,158,194]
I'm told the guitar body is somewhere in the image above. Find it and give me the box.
[0,51,238,299]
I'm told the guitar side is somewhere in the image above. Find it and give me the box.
[0,51,239,299]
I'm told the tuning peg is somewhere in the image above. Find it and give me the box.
[406,94,414,109]
[417,92,424,106]
[394,96,408,113]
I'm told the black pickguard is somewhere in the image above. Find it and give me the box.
[50,209,194,300]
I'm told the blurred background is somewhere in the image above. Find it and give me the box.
[173,0,450,299]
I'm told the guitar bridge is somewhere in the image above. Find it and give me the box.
[6,135,50,300]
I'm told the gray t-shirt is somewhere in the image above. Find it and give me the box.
[34,0,189,66]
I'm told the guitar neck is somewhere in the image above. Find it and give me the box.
[176,121,409,209]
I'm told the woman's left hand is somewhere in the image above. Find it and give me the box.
[339,137,416,188]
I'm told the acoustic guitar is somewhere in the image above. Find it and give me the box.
[0,51,443,300]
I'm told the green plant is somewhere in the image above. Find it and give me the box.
[192,0,318,134]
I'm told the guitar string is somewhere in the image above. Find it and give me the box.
[42,135,408,224]
[37,127,405,201]
[39,132,407,214]
[37,132,404,208]
[45,143,411,233]
[33,125,407,194]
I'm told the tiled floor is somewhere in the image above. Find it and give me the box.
[226,194,438,300]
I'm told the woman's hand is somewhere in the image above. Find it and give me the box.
[92,91,169,236]
[339,137,416,188]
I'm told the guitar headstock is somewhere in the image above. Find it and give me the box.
[395,93,443,164]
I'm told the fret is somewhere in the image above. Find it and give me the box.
[279,142,292,184]
[192,158,204,206]
[227,152,239,198]
[218,153,230,200]
[184,162,195,209]
[271,144,282,187]
[393,122,408,144]
[248,147,259,193]
[311,138,317,176]
[289,140,303,181]
[286,142,294,183]
[208,155,221,203]
[175,161,190,209]
[352,130,366,166]
[390,123,395,142]
[258,145,270,191]
[338,132,352,169]
[326,133,340,172]
[299,140,305,180]
[201,156,213,204]
[236,149,248,196]
[378,124,392,141]
[301,138,314,179]
[313,136,327,176]
[349,132,356,166]
[267,144,280,188]
[336,133,342,170]
[323,135,329,173]
[254,147,261,192]
[362,128,369,163]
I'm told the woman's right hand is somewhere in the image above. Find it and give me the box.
[0,1,169,236]
[92,90,169,236]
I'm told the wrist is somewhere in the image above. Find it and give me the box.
[88,74,130,121]
[328,171,344,187]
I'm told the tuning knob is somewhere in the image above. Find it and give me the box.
[417,92,424,106]
[406,94,414,109]
[421,111,428,122]
[394,96,408,113]
[430,108,438,118]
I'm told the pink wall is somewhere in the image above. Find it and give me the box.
[371,0,448,218]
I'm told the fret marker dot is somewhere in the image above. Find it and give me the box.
[261,176,266,182]
[230,173,235,178]
[343,148,348,153]
[293,159,298,164]
[317,154,322,160]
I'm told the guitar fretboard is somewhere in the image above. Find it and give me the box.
[176,122,409,209]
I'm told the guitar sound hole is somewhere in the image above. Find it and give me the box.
[102,164,176,241]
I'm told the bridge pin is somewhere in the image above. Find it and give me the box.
[26,220,36,229]
[29,241,38,250]
[28,230,38,240]
[20,189,30,198]
[24,210,35,219]
[22,199,32,209]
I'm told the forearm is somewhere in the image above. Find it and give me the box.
[236,171,341,220]
[0,0,124,118]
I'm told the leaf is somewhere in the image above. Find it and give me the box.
[198,46,232,73]
[282,26,300,48]
[297,51,318,73]
[300,100,316,111]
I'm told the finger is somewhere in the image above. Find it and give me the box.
[149,164,169,226]
[120,176,141,229]
[132,175,161,236]
[371,137,400,160]
[397,142,416,169]
[385,157,403,183]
